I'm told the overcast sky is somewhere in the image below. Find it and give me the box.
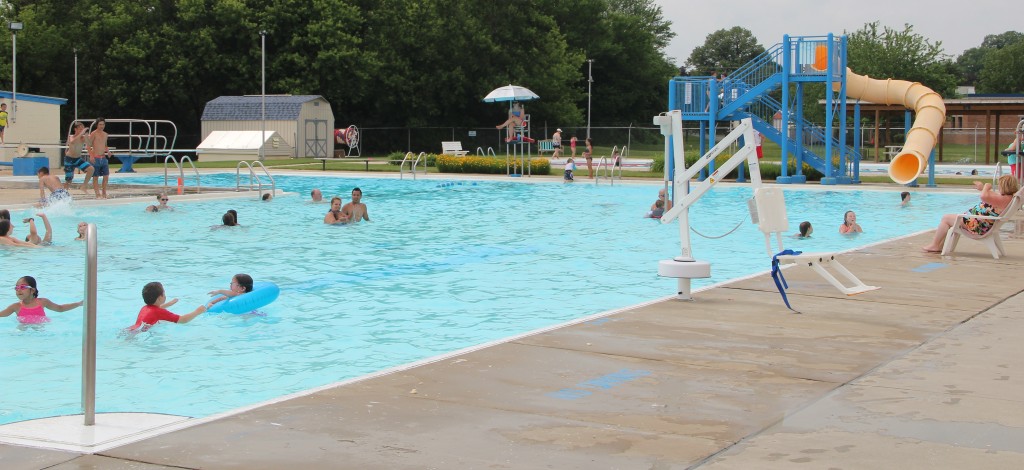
[652,0,1021,67]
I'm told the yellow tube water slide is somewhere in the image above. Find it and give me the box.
[841,68,946,184]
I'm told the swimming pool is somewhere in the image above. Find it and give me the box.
[0,174,975,426]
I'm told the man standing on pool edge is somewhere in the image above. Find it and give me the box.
[342,187,370,223]
[88,117,111,199]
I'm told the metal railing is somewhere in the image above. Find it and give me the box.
[164,155,201,193]
[83,223,97,425]
[476,146,497,157]
[236,160,275,197]
[399,151,428,179]
[595,145,625,184]
[70,118,178,159]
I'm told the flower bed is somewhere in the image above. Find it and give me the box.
[436,154,551,175]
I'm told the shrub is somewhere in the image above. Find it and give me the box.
[436,154,550,175]
[758,161,823,181]
[651,155,664,173]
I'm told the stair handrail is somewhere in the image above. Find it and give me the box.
[413,152,428,176]
[163,155,202,193]
[594,155,609,184]
[235,160,273,198]
[595,145,624,185]
[250,160,276,196]
[399,151,416,179]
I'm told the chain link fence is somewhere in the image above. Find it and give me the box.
[356,125,668,156]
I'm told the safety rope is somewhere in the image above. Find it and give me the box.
[689,214,747,239]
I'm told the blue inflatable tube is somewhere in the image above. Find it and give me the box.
[207,281,280,314]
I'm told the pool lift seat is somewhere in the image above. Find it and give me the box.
[753,187,879,297]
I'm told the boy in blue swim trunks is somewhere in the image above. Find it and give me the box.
[63,121,96,193]
[35,167,72,207]
[87,117,111,199]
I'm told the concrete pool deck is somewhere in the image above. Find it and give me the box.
[1,172,1023,469]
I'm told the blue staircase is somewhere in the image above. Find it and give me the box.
[668,35,862,183]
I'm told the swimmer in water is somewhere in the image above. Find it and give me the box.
[0,275,83,324]
[324,197,349,225]
[127,281,223,332]
[208,273,254,299]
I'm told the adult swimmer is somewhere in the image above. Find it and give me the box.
[145,193,173,212]
[341,188,370,223]
[0,219,41,248]
[324,197,349,225]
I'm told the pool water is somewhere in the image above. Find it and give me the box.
[0,174,975,425]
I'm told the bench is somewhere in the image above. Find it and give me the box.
[314,158,374,171]
[441,141,469,157]
[538,140,555,154]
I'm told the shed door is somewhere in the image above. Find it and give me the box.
[304,119,328,158]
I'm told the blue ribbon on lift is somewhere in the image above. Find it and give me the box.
[771,249,801,311]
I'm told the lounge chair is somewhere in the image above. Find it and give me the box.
[753,187,879,303]
[941,188,1024,259]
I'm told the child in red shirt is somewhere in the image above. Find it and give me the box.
[129,281,222,331]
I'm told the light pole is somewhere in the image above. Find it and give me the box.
[259,30,267,162]
[73,48,78,121]
[586,59,594,139]
[9,21,23,125]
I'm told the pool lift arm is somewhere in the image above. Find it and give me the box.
[654,112,878,304]
[654,112,762,300]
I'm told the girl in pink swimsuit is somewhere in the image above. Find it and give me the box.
[0,276,84,324]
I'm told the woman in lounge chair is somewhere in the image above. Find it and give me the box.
[922,175,1020,253]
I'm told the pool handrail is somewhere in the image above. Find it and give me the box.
[236,160,275,197]
[72,118,179,162]
[594,145,624,185]
[400,152,427,179]
[163,155,201,193]
[83,222,97,426]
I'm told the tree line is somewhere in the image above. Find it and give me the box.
[1,0,1020,150]
[0,0,676,146]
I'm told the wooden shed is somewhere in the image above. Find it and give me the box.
[0,91,67,168]
[201,95,334,158]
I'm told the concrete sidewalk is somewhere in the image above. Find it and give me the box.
[1,229,1021,469]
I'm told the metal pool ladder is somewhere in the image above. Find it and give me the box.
[236,160,276,198]
[595,145,625,185]
[400,151,428,179]
[163,155,202,193]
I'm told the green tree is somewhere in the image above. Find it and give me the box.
[584,0,676,125]
[957,31,1024,87]
[978,39,1024,93]
[684,27,764,76]
[846,22,956,97]
[0,0,677,149]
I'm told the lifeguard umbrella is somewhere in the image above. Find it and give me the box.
[482,84,539,103]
